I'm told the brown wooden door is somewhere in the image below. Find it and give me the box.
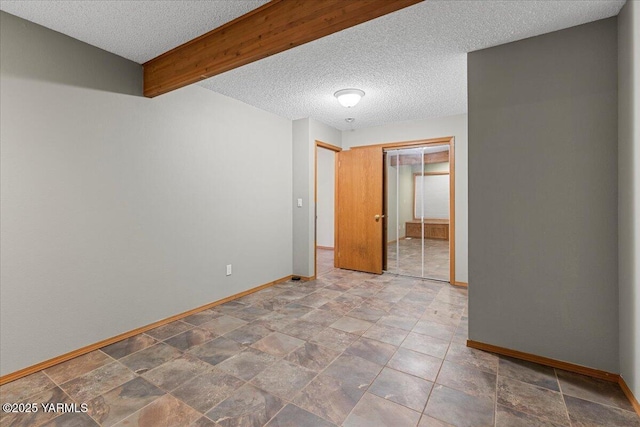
[335,147,384,274]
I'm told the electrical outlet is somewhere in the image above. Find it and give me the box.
[226,264,232,276]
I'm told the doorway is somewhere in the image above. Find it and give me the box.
[334,136,456,283]
[385,145,452,281]
[315,141,341,277]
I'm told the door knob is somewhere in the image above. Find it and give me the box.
[374,214,385,221]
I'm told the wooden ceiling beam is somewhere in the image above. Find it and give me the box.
[143,0,422,98]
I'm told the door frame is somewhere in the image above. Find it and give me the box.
[314,140,342,278]
[349,136,461,287]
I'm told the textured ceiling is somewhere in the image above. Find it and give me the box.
[200,0,625,129]
[0,1,269,63]
[0,0,625,130]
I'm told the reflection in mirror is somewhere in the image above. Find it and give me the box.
[384,145,450,281]
[385,150,399,275]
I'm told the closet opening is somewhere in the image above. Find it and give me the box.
[384,144,453,282]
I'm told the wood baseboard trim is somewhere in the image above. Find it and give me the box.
[0,275,293,386]
[316,246,334,250]
[452,281,468,288]
[291,275,315,281]
[468,340,640,416]
[385,237,407,245]
[619,376,640,416]
[466,340,619,383]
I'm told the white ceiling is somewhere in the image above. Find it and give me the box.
[0,0,625,130]
[0,1,270,63]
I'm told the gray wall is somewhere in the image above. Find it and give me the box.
[618,0,640,397]
[292,119,311,277]
[292,118,341,277]
[0,11,293,375]
[468,18,619,372]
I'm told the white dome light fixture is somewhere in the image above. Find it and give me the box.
[334,88,365,108]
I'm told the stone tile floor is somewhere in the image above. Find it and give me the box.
[387,238,450,282]
[1,250,638,426]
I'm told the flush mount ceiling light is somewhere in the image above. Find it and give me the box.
[334,88,365,108]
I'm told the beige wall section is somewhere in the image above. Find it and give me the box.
[385,162,412,243]
[398,166,414,237]
[292,118,341,277]
[387,161,399,243]
[292,119,312,277]
[0,12,293,376]
[618,0,640,398]
[342,114,468,283]
[419,162,450,173]
[316,147,335,248]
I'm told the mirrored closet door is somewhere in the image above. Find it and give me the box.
[385,145,451,281]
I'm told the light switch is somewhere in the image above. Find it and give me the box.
[297,198,303,208]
